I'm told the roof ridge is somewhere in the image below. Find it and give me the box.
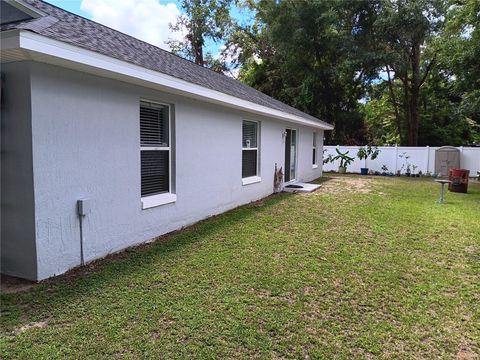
[36,0,302,109]
[37,0,243,83]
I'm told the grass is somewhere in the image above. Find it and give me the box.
[1,175,479,359]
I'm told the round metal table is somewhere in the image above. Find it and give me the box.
[434,179,452,204]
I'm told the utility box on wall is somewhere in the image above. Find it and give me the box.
[435,147,460,177]
[77,199,91,216]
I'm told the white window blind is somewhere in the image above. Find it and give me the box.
[242,120,258,178]
[140,101,170,197]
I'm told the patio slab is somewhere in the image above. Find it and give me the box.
[283,182,321,193]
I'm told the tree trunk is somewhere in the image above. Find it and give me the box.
[408,43,421,146]
[386,65,403,144]
[191,21,204,66]
[403,81,410,146]
[193,40,204,65]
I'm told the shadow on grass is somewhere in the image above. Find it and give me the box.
[1,192,291,328]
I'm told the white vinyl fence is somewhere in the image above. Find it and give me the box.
[323,146,480,176]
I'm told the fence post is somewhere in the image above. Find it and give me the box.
[460,146,464,168]
[394,144,398,173]
[425,146,430,173]
[363,146,367,169]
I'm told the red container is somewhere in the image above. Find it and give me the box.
[448,168,470,193]
[451,169,465,177]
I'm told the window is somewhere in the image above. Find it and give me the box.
[140,100,174,207]
[312,131,318,167]
[242,120,259,179]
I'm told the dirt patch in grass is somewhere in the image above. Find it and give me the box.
[14,320,49,335]
[316,175,375,194]
[457,345,478,360]
[1,275,36,295]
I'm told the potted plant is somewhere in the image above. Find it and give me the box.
[357,145,380,175]
[405,164,411,177]
[411,165,418,177]
[331,148,355,174]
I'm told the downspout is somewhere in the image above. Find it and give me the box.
[77,199,90,266]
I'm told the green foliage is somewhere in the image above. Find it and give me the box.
[230,0,479,145]
[430,0,480,143]
[371,0,447,145]
[231,0,380,144]
[361,92,401,145]
[359,0,480,146]
[167,0,233,67]
[332,148,355,168]
[166,0,480,145]
[357,145,380,161]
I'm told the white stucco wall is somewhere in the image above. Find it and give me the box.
[23,62,324,280]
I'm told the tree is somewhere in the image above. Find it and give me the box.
[435,0,480,140]
[169,0,478,145]
[363,0,479,146]
[230,0,381,144]
[374,0,445,145]
[361,83,401,145]
[363,74,480,146]
[168,0,233,67]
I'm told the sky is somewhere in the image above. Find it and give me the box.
[45,0,253,57]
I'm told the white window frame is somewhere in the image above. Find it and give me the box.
[140,99,176,209]
[242,120,261,185]
[312,131,318,169]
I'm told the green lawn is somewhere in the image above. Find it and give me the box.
[1,175,479,359]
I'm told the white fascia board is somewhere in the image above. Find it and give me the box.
[15,30,333,130]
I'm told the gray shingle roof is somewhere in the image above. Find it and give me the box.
[2,0,332,128]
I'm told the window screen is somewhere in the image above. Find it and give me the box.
[140,101,170,197]
[242,149,258,178]
[141,151,169,196]
[242,121,257,148]
[242,121,258,178]
[140,101,169,147]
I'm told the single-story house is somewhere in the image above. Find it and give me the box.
[0,0,333,281]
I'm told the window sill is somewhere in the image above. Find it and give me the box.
[242,176,261,186]
[312,164,319,169]
[142,193,176,209]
